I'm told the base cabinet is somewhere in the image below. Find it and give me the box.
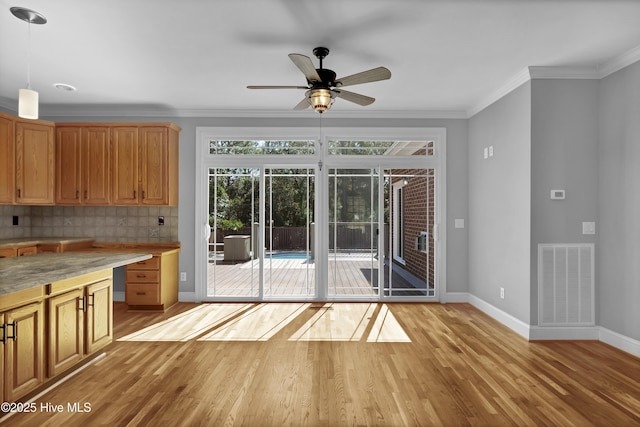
[2,301,45,403]
[125,250,178,311]
[47,289,84,377]
[85,279,113,354]
[48,271,113,378]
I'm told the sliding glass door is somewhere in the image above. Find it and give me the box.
[196,128,445,302]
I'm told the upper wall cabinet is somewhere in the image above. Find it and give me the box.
[0,113,55,205]
[0,114,15,204]
[112,124,179,206]
[1,113,180,207]
[56,126,111,205]
[15,120,55,205]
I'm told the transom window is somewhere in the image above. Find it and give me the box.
[209,140,315,155]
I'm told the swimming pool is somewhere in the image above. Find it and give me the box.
[267,251,310,260]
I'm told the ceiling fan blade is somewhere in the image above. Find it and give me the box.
[247,85,308,89]
[335,67,391,87]
[293,98,311,110]
[333,89,375,106]
[288,53,322,83]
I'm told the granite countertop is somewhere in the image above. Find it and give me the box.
[0,237,94,248]
[0,252,152,296]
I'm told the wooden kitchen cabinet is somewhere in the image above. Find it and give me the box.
[112,124,179,206]
[47,270,113,378]
[126,249,179,311]
[17,246,38,256]
[56,125,111,205]
[47,289,84,377]
[15,120,55,205]
[0,247,16,258]
[85,278,112,354]
[111,126,139,205]
[2,301,45,402]
[0,114,14,204]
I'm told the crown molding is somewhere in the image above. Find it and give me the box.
[1,101,467,121]
[466,67,531,118]
[528,66,600,79]
[597,44,640,78]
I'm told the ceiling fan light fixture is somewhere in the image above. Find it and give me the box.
[309,88,334,114]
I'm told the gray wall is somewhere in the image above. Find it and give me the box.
[468,82,532,324]
[529,79,599,325]
[598,61,640,341]
[6,114,469,298]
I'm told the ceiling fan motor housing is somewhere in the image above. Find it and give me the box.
[312,68,337,87]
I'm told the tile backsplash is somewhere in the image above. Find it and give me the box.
[1,205,178,242]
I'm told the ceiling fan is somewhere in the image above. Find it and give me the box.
[247,47,391,113]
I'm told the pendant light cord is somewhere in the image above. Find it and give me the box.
[26,20,31,90]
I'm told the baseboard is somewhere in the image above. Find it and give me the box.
[529,326,600,341]
[113,291,125,302]
[466,293,531,339]
[599,327,640,358]
[456,292,639,357]
[443,292,469,303]
[179,291,196,302]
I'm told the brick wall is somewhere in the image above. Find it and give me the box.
[390,168,435,289]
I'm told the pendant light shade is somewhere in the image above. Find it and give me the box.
[11,7,47,120]
[18,88,39,119]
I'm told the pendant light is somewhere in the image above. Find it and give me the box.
[11,7,47,120]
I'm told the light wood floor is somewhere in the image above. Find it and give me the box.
[5,302,640,426]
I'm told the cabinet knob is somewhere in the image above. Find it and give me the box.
[136,292,146,296]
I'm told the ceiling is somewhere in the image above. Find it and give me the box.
[1,0,640,118]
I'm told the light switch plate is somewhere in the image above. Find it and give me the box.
[454,219,465,229]
[582,222,596,235]
[483,147,488,159]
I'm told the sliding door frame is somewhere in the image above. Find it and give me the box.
[195,126,447,303]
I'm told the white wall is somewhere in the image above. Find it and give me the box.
[468,82,532,324]
[598,61,640,341]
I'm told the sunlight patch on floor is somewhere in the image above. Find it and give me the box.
[117,304,253,342]
[198,303,310,341]
[289,303,411,342]
[117,303,411,343]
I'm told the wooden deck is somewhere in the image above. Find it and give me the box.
[207,255,430,298]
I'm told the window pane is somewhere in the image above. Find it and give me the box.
[328,140,434,156]
[209,140,315,155]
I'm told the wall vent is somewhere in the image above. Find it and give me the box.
[538,244,595,326]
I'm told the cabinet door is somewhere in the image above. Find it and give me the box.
[83,127,111,205]
[4,301,44,402]
[0,313,4,403]
[17,246,38,256]
[85,279,113,354]
[15,121,55,204]
[0,247,16,258]
[140,127,168,205]
[0,115,14,204]
[56,127,83,204]
[48,289,84,377]
[112,127,139,205]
